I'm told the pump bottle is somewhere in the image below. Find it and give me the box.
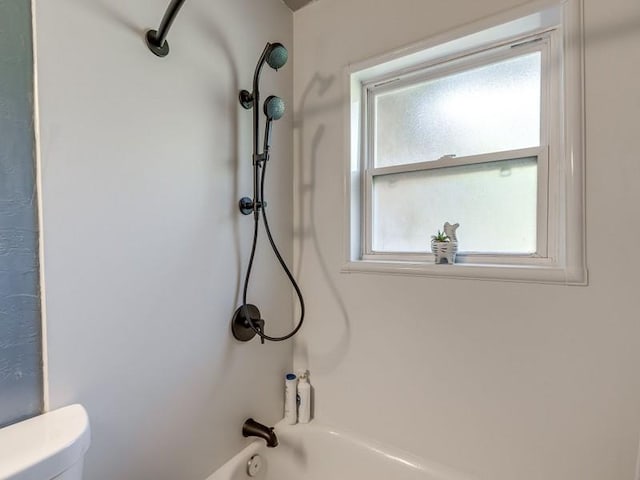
[297,371,311,424]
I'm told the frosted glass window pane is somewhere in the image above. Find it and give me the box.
[375,52,541,167]
[372,158,537,253]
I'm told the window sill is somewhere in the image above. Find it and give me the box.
[341,260,587,286]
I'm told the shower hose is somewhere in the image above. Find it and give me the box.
[242,158,305,342]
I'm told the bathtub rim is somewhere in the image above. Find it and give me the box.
[204,420,477,480]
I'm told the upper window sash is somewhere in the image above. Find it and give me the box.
[363,33,552,172]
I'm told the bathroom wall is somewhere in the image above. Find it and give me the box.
[34,0,293,479]
[0,0,43,427]
[293,1,640,480]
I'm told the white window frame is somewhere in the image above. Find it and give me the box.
[343,0,587,285]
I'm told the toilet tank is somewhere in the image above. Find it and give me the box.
[0,405,90,480]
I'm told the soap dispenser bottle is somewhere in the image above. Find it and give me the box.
[297,371,311,424]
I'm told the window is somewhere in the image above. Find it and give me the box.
[345,1,587,284]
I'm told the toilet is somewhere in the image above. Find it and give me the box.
[0,404,90,480]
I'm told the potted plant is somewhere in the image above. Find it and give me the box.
[430,222,459,264]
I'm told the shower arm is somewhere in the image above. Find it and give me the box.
[145,0,187,58]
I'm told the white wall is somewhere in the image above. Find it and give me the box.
[34,1,293,479]
[293,1,640,480]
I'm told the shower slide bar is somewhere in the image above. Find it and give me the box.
[145,0,187,57]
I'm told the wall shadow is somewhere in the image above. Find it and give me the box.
[294,73,352,374]
[185,4,248,386]
[189,7,244,311]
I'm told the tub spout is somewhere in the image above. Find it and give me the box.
[242,418,278,448]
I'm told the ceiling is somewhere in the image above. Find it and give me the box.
[282,0,316,11]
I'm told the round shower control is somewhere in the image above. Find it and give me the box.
[247,454,263,477]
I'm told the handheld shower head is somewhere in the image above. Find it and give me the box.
[263,95,285,121]
[266,43,288,71]
[263,96,285,152]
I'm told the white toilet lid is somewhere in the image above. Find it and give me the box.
[0,404,90,480]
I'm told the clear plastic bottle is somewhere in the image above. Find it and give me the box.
[297,371,311,424]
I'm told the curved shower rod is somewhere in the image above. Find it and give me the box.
[145,0,187,57]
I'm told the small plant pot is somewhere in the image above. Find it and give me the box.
[431,240,458,264]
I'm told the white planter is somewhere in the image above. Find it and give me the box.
[431,240,458,264]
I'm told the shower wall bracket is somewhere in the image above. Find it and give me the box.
[238,197,266,216]
[239,90,254,110]
[239,197,254,215]
[145,0,187,58]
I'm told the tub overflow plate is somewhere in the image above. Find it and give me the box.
[247,454,263,477]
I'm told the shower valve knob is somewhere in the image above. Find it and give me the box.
[232,304,265,343]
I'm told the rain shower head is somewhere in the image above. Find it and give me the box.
[239,42,288,111]
[265,43,288,71]
[263,96,285,121]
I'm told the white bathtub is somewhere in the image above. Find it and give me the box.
[206,422,476,480]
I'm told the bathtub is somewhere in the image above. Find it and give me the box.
[206,422,476,480]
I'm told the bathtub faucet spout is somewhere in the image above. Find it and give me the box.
[242,418,278,448]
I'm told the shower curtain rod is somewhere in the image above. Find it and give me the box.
[145,0,187,57]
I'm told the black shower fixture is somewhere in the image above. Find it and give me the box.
[232,43,305,345]
[142,5,303,342]
[145,0,187,57]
